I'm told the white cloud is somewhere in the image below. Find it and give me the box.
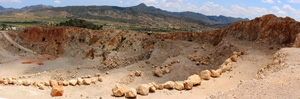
[277,0,282,3]
[54,0,61,4]
[119,0,123,3]
[272,6,288,16]
[288,0,300,3]
[0,0,21,3]
[262,0,274,3]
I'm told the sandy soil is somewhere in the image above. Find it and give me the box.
[0,37,283,99]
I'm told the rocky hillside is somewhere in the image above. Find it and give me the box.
[1,14,299,69]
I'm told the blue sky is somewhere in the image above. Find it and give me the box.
[1,0,300,21]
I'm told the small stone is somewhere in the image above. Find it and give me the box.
[151,82,159,89]
[112,84,126,97]
[69,79,77,86]
[50,80,58,87]
[23,80,31,86]
[77,78,83,85]
[63,81,68,86]
[106,71,110,74]
[200,70,211,80]
[7,77,13,84]
[33,81,38,87]
[187,74,201,85]
[149,85,156,92]
[94,73,101,77]
[225,58,232,65]
[51,86,64,96]
[233,51,241,56]
[158,84,164,90]
[12,80,17,85]
[125,88,137,98]
[0,77,3,84]
[164,81,175,89]
[154,68,164,77]
[174,81,184,91]
[135,71,142,76]
[210,70,221,77]
[91,78,97,84]
[45,81,50,86]
[38,84,45,90]
[83,79,91,85]
[16,80,23,85]
[58,81,63,86]
[22,75,26,78]
[136,84,150,95]
[163,67,172,74]
[3,80,8,85]
[183,80,193,90]
[231,55,238,62]
[98,77,103,82]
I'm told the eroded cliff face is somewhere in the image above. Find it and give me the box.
[2,14,300,68]
[223,14,300,46]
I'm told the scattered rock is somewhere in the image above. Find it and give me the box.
[164,81,175,89]
[0,78,3,84]
[225,58,232,65]
[69,79,77,86]
[23,80,31,86]
[200,70,211,80]
[151,82,159,89]
[83,79,91,85]
[45,81,50,86]
[163,67,172,74]
[98,77,103,82]
[158,84,164,90]
[136,84,150,95]
[7,77,13,84]
[91,78,97,84]
[183,80,193,90]
[187,74,201,85]
[12,80,17,85]
[106,71,110,74]
[135,71,142,76]
[210,70,221,77]
[125,88,137,98]
[112,84,126,97]
[149,85,156,92]
[38,84,45,90]
[77,78,83,85]
[3,80,8,85]
[16,80,23,85]
[33,81,38,87]
[51,85,64,97]
[63,81,68,86]
[231,55,238,62]
[58,81,63,86]
[154,68,164,77]
[174,81,184,91]
[94,73,101,77]
[50,80,58,87]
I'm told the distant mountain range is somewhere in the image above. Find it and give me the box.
[0,4,53,11]
[0,3,248,24]
[21,4,53,9]
[130,3,249,24]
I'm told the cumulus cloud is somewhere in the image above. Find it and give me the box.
[120,0,123,3]
[0,0,21,3]
[288,0,300,3]
[54,0,61,4]
[262,0,274,3]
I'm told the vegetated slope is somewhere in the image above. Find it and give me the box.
[131,3,249,24]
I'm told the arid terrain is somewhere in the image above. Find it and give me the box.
[0,14,300,99]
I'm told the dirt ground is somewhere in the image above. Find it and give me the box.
[1,37,287,99]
